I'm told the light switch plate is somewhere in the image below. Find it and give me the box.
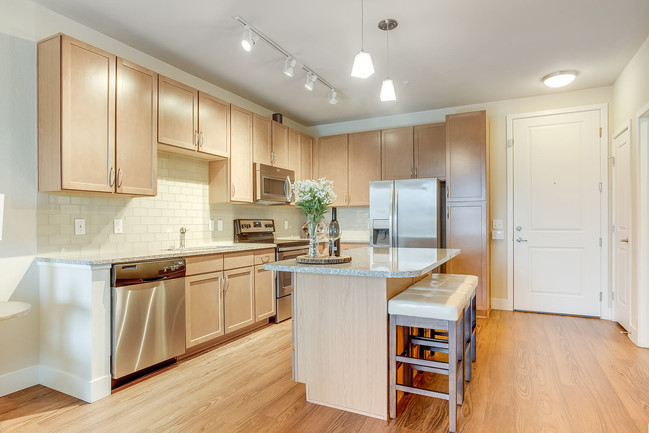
[209,219,215,232]
[217,220,223,231]
[284,220,289,230]
[492,230,505,240]
[74,219,86,235]
[113,218,123,234]
[492,219,504,230]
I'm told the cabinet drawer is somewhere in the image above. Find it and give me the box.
[224,251,254,270]
[254,248,276,265]
[185,254,224,276]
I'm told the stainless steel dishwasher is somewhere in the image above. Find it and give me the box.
[111,259,186,382]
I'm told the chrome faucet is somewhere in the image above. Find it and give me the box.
[179,227,188,249]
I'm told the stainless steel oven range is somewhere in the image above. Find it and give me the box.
[234,218,308,322]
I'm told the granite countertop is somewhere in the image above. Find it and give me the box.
[264,247,461,278]
[36,242,277,265]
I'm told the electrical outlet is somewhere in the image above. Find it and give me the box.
[492,219,504,230]
[284,220,289,230]
[113,218,123,234]
[209,219,215,232]
[74,219,86,235]
[217,219,223,231]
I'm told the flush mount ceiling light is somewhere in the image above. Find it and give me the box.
[241,26,258,52]
[379,18,398,102]
[328,89,339,105]
[233,16,338,105]
[542,70,577,88]
[284,57,297,77]
[351,0,374,79]
[305,72,318,91]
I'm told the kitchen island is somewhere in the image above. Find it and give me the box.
[264,247,461,420]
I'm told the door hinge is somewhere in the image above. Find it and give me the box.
[599,182,602,192]
[599,237,602,247]
[599,127,602,137]
[507,139,514,148]
[600,292,603,301]
[611,156,616,167]
[612,224,616,233]
[612,291,615,301]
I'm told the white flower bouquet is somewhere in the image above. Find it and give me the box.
[292,178,336,256]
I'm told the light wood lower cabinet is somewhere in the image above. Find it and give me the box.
[254,265,276,321]
[186,272,224,348]
[224,266,255,333]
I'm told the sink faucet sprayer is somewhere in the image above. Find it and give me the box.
[179,227,188,249]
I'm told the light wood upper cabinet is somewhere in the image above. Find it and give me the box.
[301,134,314,181]
[253,114,272,165]
[348,130,381,206]
[186,271,224,348]
[381,127,414,180]
[415,122,446,180]
[198,92,230,158]
[224,266,255,334]
[288,128,301,179]
[446,111,487,201]
[116,58,157,196]
[317,134,348,207]
[158,75,197,151]
[209,105,253,203]
[271,121,290,169]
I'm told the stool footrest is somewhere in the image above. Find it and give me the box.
[396,384,449,401]
[397,355,449,370]
[410,363,451,375]
[411,336,450,349]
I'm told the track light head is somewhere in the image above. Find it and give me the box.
[328,89,338,105]
[305,72,317,91]
[241,26,258,52]
[284,57,297,77]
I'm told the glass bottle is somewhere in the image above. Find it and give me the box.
[328,207,342,257]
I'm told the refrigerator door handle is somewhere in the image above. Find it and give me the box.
[393,184,399,247]
[388,183,394,248]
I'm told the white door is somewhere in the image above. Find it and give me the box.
[513,110,602,316]
[613,124,632,330]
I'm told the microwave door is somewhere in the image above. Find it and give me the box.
[261,174,288,202]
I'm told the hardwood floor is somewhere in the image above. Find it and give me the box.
[1,311,648,432]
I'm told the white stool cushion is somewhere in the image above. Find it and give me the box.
[389,287,468,321]
[418,274,478,297]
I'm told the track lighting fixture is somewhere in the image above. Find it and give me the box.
[305,72,317,91]
[379,19,398,102]
[284,57,297,77]
[328,89,338,105]
[241,26,258,52]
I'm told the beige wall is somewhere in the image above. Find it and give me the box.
[311,86,614,304]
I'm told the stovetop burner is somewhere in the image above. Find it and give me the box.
[234,219,308,249]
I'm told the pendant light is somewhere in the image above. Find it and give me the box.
[351,0,374,78]
[379,19,397,102]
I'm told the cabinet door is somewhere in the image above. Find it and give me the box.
[381,127,414,180]
[446,111,487,201]
[301,134,313,181]
[230,105,254,202]
[254,265,276,321]
[348,130,381,206]
[253,114,272,165]
[272,121,290,168]
[186,272,224,348]
[317,134,348,207]
[415,123,446,180]
[158,75,198,151]
[198,92,229,158]
[288,128,301,179]
[116,58,157,196]
[446,201,489,312]
[224,267,255,333]
[61,36,116,192]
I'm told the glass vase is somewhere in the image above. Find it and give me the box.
[308,219,320,258]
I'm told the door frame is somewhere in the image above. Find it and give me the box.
[636,102,649,347]
[611,121,632,332]
[505,104,609,317]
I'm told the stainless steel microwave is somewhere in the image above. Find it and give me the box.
[254,163,294,204]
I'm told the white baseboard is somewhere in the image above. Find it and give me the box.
[39,365,111,403]
[0,365,39,397]
[491,297,512,311]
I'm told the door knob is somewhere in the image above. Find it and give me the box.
[620,238,629,243]
[516,237,528,243]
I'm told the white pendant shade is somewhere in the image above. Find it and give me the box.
[351,51,375,79]
[543,71,577,88]
[380,79,396,101]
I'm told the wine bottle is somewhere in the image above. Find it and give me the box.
[328,207,341,257]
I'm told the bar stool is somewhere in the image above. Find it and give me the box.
[388,287,468,433]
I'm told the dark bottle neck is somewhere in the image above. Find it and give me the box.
[331,207,337,221]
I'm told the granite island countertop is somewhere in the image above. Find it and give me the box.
[264,247,460,278]
[36,242,277,265]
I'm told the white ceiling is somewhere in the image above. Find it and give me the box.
[35,0,649,126]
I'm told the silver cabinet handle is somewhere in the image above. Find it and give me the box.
[226,276,230,292]
[118,168,123,187]
[195,130,199,147]
[231,183,236,198]
[516,237,528,243]
[109,167,115,187]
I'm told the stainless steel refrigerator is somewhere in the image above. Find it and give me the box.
[369,178,443,248]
